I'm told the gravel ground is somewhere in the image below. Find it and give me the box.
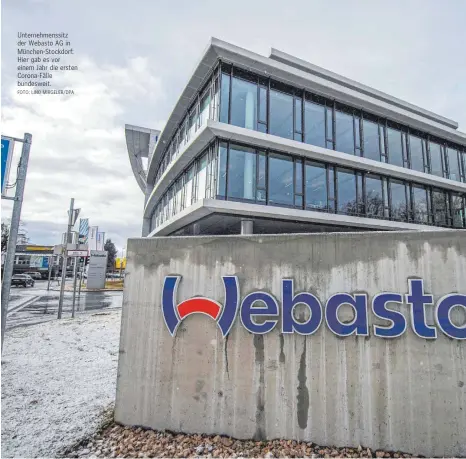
[65,424,419,458]
[1,310,121,458]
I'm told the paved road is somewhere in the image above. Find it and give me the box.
[6,280,122,330]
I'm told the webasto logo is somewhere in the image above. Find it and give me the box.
[162,277,466,340]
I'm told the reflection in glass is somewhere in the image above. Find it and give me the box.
[184,166,194,208]
[387,128,404,167]
[365,175,384,217]
[227,144,256,200]
[412,185,429,223]
[304,101,326,148]
[337,168,357,214]
[220,73,230,123]
[335,111,354,155]
[409,135,425,173]
[231,77,257,130]
[390,180,407,220]
[268,154,294,205]
[363,120,380,161]
[199,91,211,127]
[196,155,208,200]
[451,194,465,228]
[446,148,460,181]
[217,143,227,197]
[429,142,443,177]
[432,190,448,225]
[270,90,293,140]
[305,162,327,210]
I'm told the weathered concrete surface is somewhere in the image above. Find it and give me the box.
[115,231,466,457]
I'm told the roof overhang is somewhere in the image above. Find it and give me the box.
[146,38,465,185]
[125,124,160,193]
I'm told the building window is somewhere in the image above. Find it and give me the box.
[294,159,303,207]
[269,90,294,140]
[363,119,381,162]
[335,109,355,155]
[429,142,444,177]
[365,174,384,217]
[337,168,357,214]
[389,179,408,221]
[304,100,326,148]
[451,194,465,228]
[446,147,461,181]
[199,89,211,127]
[268,153,294,206]
[184,166,195,208]
[227,144,256,201]
[195,154,208,201]
[257,152,267,202]
[230,77,258,130]
[387,127,404,168]
[305,161,327,210]
[432,189,448,225]
[217,142,228,198]
[411,185,430,224]
[408,134,426,173]
[220,73,231,124]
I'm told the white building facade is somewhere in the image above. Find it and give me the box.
[126,38,466,237]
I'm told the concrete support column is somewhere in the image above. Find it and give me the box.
[142,217,151,237]
[240,219,253,235]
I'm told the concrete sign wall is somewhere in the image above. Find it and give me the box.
[87,250,107,289]
[115,231,466,457]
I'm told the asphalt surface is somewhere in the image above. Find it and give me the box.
[6,280,123,330]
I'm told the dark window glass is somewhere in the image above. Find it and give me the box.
[304,101,326,148]
[451,194,465,228]
[337,168,357,214]
[354,115,361,151]
[258,123,267,133]
[363,119,380,161]
[269,90,294,139]
[268,153,294,205]
[328,167,335,202]
[390,180,407,221]
[335,110,355,155]
[217,142,228,197]
[305,161,327,210]
[257,152,266,203]
[295,195,303,208]
[432,189,448,225]
[227,144,256,201]
[220,73,230,123]
[259,86,267,123]
[230,77,257,130]
[446,147,461,181]
[326,107,334,149]
[412,185,429,223]
[295,160,303,194]
[295,98,302,133]
[365,175,384,217]
[387,128,404,167]
[429,142,444,177]
[409,135,425,173]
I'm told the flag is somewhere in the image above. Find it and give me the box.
[79,218,89,244]
[89,226,98,251]
[96,232,105,251]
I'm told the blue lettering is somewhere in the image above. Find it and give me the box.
[240,291,279,334]
[406,279,437,339]
[372,293,406,338]
[282,279,322,335]
[325,293,369,336]
[436,294,466,340]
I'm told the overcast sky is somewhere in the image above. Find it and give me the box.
[1,0,465,252]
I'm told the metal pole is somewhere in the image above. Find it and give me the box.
[1,133,32,351]
[78,258,83,297]
[47,255,53,291]
[71,257,78,318]
[57,198,74,319]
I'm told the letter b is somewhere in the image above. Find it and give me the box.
[282,279,322,335]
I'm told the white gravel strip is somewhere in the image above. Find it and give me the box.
[1,310,122,458]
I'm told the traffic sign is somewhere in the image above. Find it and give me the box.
[1,136,14,196]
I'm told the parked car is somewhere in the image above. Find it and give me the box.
[24,271,42,280]
[12,274,35,288]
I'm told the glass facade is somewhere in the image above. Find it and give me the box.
[150,140,466,233]
[153,62,466,190]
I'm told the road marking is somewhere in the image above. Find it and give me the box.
[8,295,41,313]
